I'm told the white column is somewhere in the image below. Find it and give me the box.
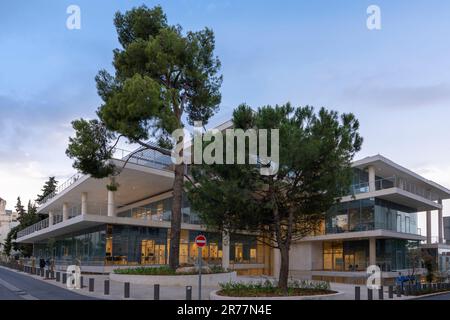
[62,203,69,221]
[48,211,54,226]
[369,238,376,266]
[107,190,116,217]
[426,210,432,244]
[368,165,376,192]
[222,231,230,270]
[81,192,88,215]
[438,199,443,244]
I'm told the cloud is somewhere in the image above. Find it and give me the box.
[342,83,450,109]
[0,93,95,207]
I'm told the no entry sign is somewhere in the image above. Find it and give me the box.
[195,235,207,247]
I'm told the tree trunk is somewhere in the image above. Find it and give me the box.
[169,163,185,269]
[278,245,290,294]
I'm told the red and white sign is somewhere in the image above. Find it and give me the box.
[194,235,207,248]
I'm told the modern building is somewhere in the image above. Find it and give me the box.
[15,146,273,275]
[286,155,450,284]
[15,147,450,282]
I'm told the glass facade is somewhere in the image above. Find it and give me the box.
[326,199,418,235]
[33,224,267,267]
[323,239,420,272]
[323,241,368,271]
[376,239,419,271]
[117,194,201,225]
[33,226,106,265]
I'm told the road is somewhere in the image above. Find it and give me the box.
[0,266,96,300]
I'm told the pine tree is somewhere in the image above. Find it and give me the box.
[36,177,58,204]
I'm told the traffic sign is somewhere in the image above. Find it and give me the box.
[195,235,207,247]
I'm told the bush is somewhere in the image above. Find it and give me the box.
[218,279,334,297]
[113,265,228,276]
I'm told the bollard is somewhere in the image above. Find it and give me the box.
[36,268,39,275]
[89,278,95,292]
[367,288,373,300]
[104,280,110,295]
[51,271,55,279]
[154,284,160,300]
[355,286,360,300]
[56,272,60,282]
[62,273,67,284]
[433,283,437,291]
[378,286,384,300]
[396,285,401,297]
[388,285,394,299]
[80,276,84,288]
[41,269,45,277]
[186,286,192,300]
[124,282,130,298]
[45,270,50,279]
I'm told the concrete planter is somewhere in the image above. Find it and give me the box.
[209,290,344,300]
[110,271,237,287]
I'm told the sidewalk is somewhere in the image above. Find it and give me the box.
[5,267,423,300]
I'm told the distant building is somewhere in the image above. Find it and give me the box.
[0,198,19,251]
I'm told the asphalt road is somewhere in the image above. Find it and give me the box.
[0,267,96,300]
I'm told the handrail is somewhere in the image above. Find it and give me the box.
[349,176,438,201]
[39,147,173,206]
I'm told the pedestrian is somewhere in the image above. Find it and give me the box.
[39,258,45,272]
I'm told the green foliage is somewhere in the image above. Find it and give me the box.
[66,119,116,179]
[66,4,223,269]
[187,104,362,290]
[218,280,333,297]
[3,198,41,257]
[113,265,226,275]
[187,104,362,236]
[35,177,58,204]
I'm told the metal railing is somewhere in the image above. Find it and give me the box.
[350,176,439,201]
[17,218,49,238]
[39,147,173,206]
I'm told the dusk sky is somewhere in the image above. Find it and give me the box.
[1,0,450,237]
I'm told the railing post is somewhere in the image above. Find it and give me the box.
[355,286,360,300]
[367,288,373,300]
[186,286,192,300]
[396,285,402,297]
[89,278,95,292]
[154,284,160,300]
[104,280,110,295]
[124,282,130,298]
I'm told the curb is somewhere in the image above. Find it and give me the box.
[209,289,344,300]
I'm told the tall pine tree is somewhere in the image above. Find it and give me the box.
[36,177,58,204]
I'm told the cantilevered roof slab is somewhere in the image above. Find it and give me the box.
[38,159,175,214]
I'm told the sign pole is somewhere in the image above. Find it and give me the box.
[198,247,202,300]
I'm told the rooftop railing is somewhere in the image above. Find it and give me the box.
[39,146,173,206]
[349,176,439,202]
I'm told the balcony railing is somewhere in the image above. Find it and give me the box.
[39,146,173,206]
[349,176,439,201]
[17,218,49,238]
